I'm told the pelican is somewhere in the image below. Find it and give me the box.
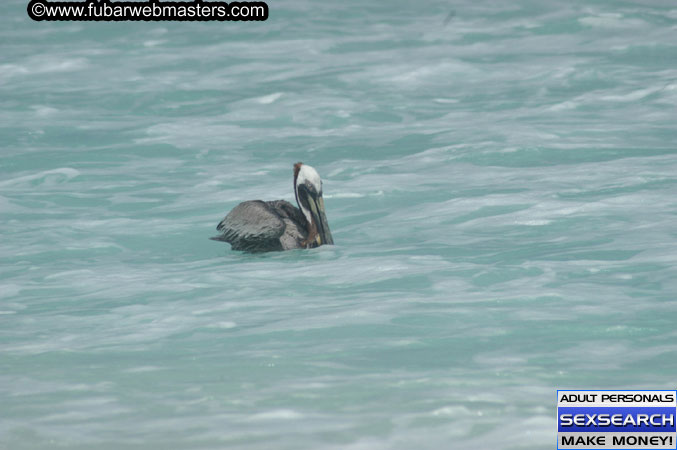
[210,162,334,252]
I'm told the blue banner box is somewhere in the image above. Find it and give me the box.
[558,407,676,432]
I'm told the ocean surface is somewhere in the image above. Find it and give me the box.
[2,0,677,448]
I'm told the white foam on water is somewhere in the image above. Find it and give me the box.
[324,192,365,199]
[30,105,60,117]
[0,168,80,188]
[255,92,284,104]
[578,14,646,28]
[247,410,304,421]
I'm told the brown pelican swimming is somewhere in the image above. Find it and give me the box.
[210,162,334,252]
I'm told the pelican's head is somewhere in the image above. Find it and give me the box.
[293,162,334,247]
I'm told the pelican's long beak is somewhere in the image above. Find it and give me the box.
[307,193,334,246]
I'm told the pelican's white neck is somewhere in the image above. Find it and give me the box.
[294,163,322,225]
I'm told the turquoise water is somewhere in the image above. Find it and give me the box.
[2,0,677,448]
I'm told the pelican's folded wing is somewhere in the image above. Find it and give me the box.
[211,200,286,252]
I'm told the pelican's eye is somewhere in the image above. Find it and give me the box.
[305,181,318,195]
